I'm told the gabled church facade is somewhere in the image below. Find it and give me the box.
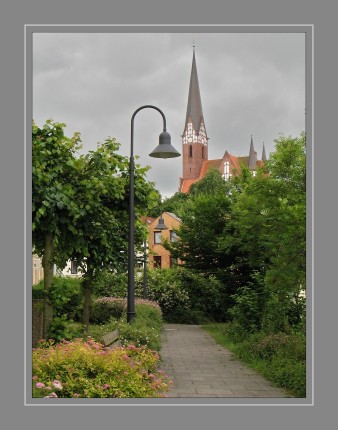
[179,49,267,193]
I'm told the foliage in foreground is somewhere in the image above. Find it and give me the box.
[32,338,172,398]
[204,323,306,397]
[89,300,163,351]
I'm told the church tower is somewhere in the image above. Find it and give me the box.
[182,48,208,180]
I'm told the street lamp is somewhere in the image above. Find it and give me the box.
[127,105,180,323]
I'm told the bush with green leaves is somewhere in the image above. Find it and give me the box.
[32,338,172,398]
[89,299,163,351]
[92,271,128,298]
[33,276,83,321]
[135,269,191,323]
[175,270,228,322]
[90,297,126,324]
[230,327,306,397]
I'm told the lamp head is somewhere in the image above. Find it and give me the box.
[149,131,181,159]
[154,216,169,230]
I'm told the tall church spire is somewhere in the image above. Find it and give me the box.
[181,48,209,181]
[184,48,205,135]
[262,142,267,162]
[248,135,257,169]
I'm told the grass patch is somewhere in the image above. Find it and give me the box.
[203,323,306,398]
[61,300,163,351]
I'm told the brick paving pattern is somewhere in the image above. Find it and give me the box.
[159,324,289,398]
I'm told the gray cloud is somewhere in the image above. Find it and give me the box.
[33,31,305,198]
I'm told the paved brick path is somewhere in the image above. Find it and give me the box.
[159,324,289,398]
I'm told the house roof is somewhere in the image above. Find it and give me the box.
[149,212,182,226]
[141,216,156,225]
[166,212,182,222]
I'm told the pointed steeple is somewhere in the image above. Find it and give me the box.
[262,142,267,162]
[248,135,257,169]
[184,48,204,135]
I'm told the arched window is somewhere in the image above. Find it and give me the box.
[202,146,204,159]
[223,161,230,180]
[189,145,193,158]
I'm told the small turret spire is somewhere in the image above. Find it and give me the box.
[248,135,257,169]
[262,142,267,162]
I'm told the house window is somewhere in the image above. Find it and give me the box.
[154,231,162,244]
[169,256,178,268]
[70,260,77,274]
[153,256,162,269]
[170,230,178,242]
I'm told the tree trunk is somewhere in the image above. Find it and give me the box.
[42,231,54,339]
[82,264,94,335]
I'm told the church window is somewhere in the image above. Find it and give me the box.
[202,147,204,159]
[223,161,230,180]
[189,145,193,158]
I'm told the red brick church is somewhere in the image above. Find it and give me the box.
[179,48,267,193]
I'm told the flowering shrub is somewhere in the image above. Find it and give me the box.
[32,338,172,398]
[135,270,191,323]
[90,297,162,325]
[90,297,126,324]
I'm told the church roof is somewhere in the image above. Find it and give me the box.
[184,49,204,134]
[262,143,267,162]
[180,178,199,193]
[198,159,222,178]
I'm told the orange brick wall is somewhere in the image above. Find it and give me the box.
[148,212,182,269]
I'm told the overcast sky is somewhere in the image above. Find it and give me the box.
[33,31,305,198]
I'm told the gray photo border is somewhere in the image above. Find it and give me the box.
[25,24,313,407]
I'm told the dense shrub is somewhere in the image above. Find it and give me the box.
[90,297,126,324]
[33,277,83,321]
[220,324,307,397]
[93,271,128,298]
[32,338,172,398]
[228,285,265,334]
[135,269,191,323]
[176,270,228,322]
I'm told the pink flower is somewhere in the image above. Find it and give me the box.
[44,392,58,398]
[73,393,80,398]
[36,382,45,388]
[32,375,38,380]
[104,384,110,389]
[52,380,63,390]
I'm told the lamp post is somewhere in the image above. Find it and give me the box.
[127,105,180,323]
[142,241,148,299]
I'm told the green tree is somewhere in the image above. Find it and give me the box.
[32,119,82,337]
[225,134,306,332]
[33,120,158,336]
[69,139,157,333]
[160,192,189,218]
